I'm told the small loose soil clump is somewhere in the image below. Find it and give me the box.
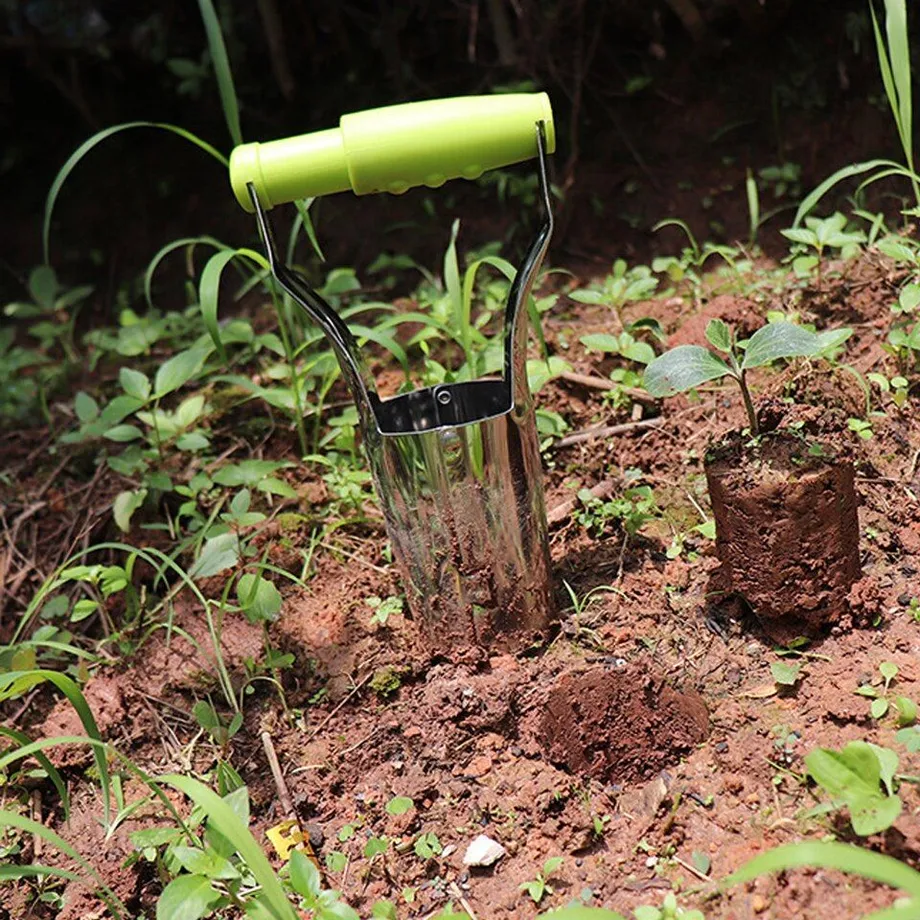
[706,430,860,642]
[535,665,709,783]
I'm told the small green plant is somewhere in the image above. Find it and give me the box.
[804,740,903,835]
[643,319,852,434]
[570,259,659,331]
[575,471,657,540]
[365,595,404,628]
[634,892,705,920]
[780,212,866,280]
[855,661,917,724]
[521,856,564,905]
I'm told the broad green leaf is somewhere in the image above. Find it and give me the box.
[643,345,731,397]
[74,391,99,422]
[119,367,151,401]
[289,848,321,899]
[190,534,240,579]
[872,698,890,720]
[213,460,292,487]
[170,845,239,880]
[705,319,732,353]
[580,333,621,353]
[805,741,901,835]
[771,661,802,686]
[104,424,143,443]
[159,775,297,920]
[741,321,820,369]
[895,697,918,727]
[113,489,147,533]
[385,796,414,816]
[29,265,58,309]
[156,873,222,920]
[154,346,209,398]
[236,573,282,623]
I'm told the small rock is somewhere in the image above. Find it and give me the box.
[744,642,762,657]
[463,834,507,867]
[898,594,913,607]
[715,741,729,754]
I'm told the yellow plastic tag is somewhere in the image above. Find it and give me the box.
[265,819,305,861]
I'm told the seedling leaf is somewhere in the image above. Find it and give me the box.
[771,661,802,687]
[895,697,918,727]
[385,796,414,816]
[805,741,902,835]
[643,346,731,397]
[289,848,321,899]
[705,319,733,353]
[156,873,222,920]
[741,322,819,369]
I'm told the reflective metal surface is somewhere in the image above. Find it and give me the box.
[249,123,555,655]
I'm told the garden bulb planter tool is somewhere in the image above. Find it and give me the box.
[231,94,557,655]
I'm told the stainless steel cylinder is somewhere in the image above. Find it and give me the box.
[368,387,553,653]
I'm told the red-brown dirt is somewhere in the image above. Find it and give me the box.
[3,245,920,920]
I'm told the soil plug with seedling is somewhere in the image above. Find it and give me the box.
[644,319,861,641]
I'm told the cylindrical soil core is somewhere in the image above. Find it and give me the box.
[705,437,860,641]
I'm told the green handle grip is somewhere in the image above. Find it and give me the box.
[230,92,554,212]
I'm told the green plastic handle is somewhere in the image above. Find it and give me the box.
[229,92,554,211]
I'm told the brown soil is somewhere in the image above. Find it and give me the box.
[4,205,920,920]
[706,433,862,642]
[534,666,710,783]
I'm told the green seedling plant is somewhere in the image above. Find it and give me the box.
[634,893,705,920]
[521,856,564,905]
[651,219,742,304]
[804,739,911,835]
[570,259,659,331]
[366,595,404,627]
[780,212,866,281]
[643,319,853,435]
[855,661,917,724]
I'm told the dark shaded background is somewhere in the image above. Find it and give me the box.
[0,0,907,308]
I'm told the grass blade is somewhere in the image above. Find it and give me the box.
[196,0,242,147]
[0,727,70,818]
[884,0,911,166]
[0,810,126,917]
[159,774,298,920]
[199,248,270,360]
[0,671,111,825]
[44,123,228,263]
[292,198,326,263]
[144,235,225,309]
[724,841,920,899]
[793,159,901,226]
